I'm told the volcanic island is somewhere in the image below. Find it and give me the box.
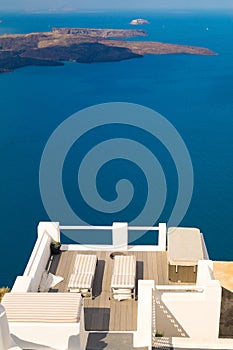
[0,27,216,73]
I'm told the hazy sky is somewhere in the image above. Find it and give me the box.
[0,0,233,11]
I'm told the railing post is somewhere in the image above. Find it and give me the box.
[158,223,166,251]
[112,222,128,250]
[38,222,60,242]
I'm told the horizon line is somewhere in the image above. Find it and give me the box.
[1,7,233,14]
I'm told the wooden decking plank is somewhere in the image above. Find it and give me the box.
[128,300,137,330]
[161,251,168,284]
[162,251,168,284]
[153,251,159,284]
[144,251,152,280]
[153,251,159,282]
[109,300,116,330]
[120,300,128,330]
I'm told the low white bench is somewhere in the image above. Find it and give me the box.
[168,227,204,270]
[168,227,205,282]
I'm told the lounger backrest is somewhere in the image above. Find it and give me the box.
[113,255,136,276]
[73,254,97,274]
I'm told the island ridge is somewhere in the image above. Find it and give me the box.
[0,27,216,73]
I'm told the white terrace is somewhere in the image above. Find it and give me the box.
[1,222,233,350]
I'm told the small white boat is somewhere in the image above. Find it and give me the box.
[130,18,149,25]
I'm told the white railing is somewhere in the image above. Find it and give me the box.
[60,222,167,251]
[60,226,113,230]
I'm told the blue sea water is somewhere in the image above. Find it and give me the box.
[0,10,232,287]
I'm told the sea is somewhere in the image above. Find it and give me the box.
[0,10,232,287]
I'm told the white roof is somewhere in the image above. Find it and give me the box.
[2,293,82,323]
[168,227,204,266]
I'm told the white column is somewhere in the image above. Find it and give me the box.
[158,223,166,251]
[112,222,128,250]
[134,280,154,348]
[38,222,60,242]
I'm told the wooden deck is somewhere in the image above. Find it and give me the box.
[50,250,168,331]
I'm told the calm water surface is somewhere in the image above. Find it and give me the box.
[0,11,232,286]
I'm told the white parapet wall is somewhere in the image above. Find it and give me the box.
[133,280,155,349]
[0,305,22,350]
[7,303,87,350]
[3,293,87,350]
[155,260,222,341]
[12,222,60,293]
[9,322,83,350]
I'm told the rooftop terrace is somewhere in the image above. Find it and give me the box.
[3,222,231,350]
[49,250,168,331]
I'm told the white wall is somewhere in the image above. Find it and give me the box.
[9,323,81,350]
[11,277,32,293]
[24,232,51,292]
[200,232,209,260]
[156,260,222,341]
[134,280,154,348]
[0,305,21,350]
[12,222,60,292]
[7,293,86,350]
[79,306,89,350]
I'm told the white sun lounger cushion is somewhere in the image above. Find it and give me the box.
[111,255,136,289]
[112,255,136,276]
[68,273,93,289]
[73,254,97,274]
[111,274,135,289]
[112,288,132,293]
[112,291,133,301]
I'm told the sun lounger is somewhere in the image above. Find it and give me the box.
[110,255,136,301]
[68,254,97,298]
